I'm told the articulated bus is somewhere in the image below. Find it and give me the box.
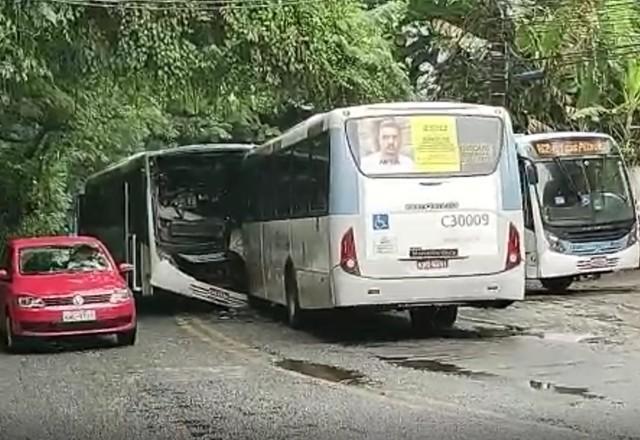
[235,102,525,330]
[76,144,254,307]
[516,132,640,292]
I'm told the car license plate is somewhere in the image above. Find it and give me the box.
[417,259,448,270]
[62,310,96,322]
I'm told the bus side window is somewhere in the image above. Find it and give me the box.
[309,132,330,215]
[518,160,534,230]
[257,154,278,221]
[291,140,313,218]
[275,148,292,218]
[244,157,259,222]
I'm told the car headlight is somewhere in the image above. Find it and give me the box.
[110,289,133,304]
[17,296,45,309]
[545,231,567,253]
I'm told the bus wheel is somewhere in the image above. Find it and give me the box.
[540,277,573,293]
[432,306,457,328]
[410,306,457,333]
[285,267,304,329]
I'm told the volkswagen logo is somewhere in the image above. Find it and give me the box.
[72,295,84,306]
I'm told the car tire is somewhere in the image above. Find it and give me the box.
[116,327,137,346]
[2,314,24,354]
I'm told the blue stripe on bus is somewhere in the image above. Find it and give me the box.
[499,136,523,211]
[329,129,359,215]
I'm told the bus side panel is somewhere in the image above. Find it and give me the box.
[262,219,291,305]
[243,222,265,299]
[290,217,332,309]
[285,130,333,309]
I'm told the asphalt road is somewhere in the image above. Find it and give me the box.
[2,274,640,440]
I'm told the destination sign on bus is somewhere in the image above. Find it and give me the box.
[531,137,611,157]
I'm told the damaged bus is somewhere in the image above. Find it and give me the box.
[516,132,639,292]
[237,102,525,330]
[76,143,253,307]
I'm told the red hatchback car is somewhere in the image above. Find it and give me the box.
[0,236,137,352]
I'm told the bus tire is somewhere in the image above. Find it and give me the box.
[540,277,573,293]
[410,305,458,333]
[284,265,304,329]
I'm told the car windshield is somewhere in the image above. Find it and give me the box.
[19,244,111,275]
[345,114,503,177]
[535,155,635,226]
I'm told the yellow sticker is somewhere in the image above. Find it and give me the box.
[410,116,460,172]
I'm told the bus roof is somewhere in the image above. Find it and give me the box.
[84,143,255,183]
[251,101,509,154]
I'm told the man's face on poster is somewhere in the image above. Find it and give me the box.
[378,124,401,159]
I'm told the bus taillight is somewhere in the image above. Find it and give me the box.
[340,227,360,276]
[505,223,521,271]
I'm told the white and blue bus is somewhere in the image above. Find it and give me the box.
[234,102,525,330]
[516,132,639,292]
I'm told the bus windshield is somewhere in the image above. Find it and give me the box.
[153,154,241,251]
[346,114,503,177]
[535,155,635,226]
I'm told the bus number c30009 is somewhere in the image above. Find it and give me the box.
[441,213,490,228]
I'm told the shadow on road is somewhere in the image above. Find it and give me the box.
[15,334,119,355]
[247,303,525,345]
[525,285,637,301]
[135,290,224,317]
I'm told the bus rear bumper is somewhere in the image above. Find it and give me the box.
[330,266,525,308]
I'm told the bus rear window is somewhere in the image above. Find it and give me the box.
[345,114,503,177]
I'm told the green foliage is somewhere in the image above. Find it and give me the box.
[0,0,409,243]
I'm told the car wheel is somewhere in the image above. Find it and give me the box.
[116,327,137,346]
[2,313,23,354]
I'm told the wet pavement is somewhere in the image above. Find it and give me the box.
[2,273,640,439]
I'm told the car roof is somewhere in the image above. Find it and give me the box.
[9,235,103,249]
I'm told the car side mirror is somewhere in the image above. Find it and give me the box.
[0,269,10,281]
[118,263,134,274]
[525,163,539,185]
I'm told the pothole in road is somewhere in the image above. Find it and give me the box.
[379,356,496,379]
[275,359,368,385]
[529,380,605,400]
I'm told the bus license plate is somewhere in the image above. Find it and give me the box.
[417,259,448,270]
[62,310,96,322]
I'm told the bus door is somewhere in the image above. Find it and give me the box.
[519,157,539,279]
[124,173,145,293]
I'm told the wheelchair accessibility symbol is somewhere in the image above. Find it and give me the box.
[372,214,390,230]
